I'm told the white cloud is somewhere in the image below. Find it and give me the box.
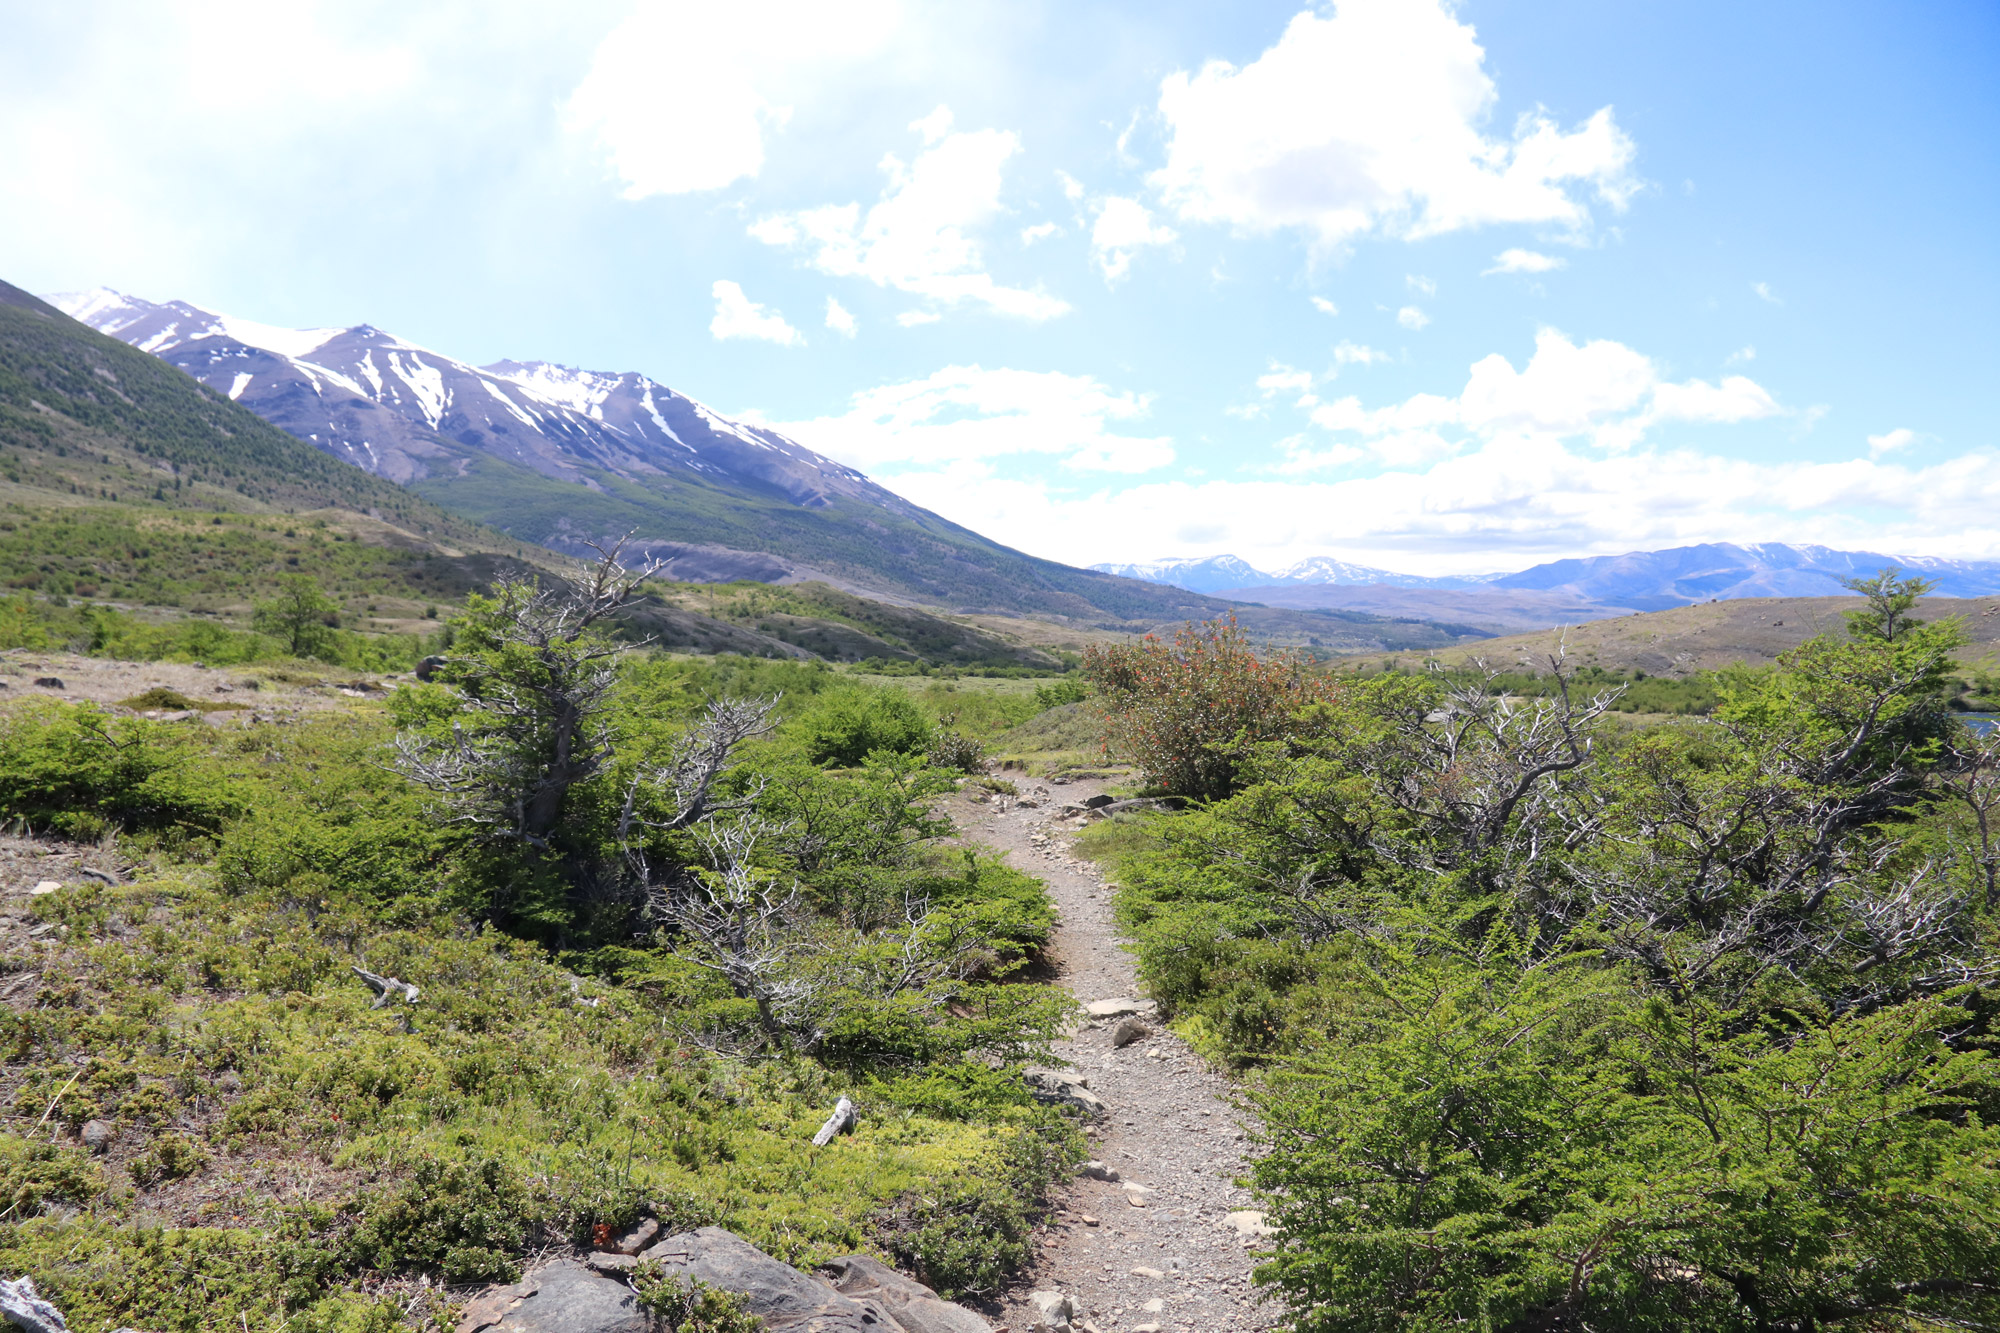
[1406,274,1436,296]
[1020,221,1060,245]
[1310,296,1340,315]
[879,441,2000,573]
[1090,196,1178,281]
[1868,427,1916,457]
[1150,0,1637,250]
[1257,364,1316,398]
[910,103,953,145]
[1484,247,1566,275]
[1726,345,1756,365]
[1298,328,1782,462]
[754,365,1174,474]
[1397,305,1430,330]
[1333,340,1388,365]
[824,296,857,337]
[1753,281,1781,304]
[896,309,942,326]
[1057,170,1086,202]
[750,110,1070,322]
[567,0,900,197]
[709,280,803,345]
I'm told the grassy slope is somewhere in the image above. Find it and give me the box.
[410,443,1498,651]
[0,282,1092,668]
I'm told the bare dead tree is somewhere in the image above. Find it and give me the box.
[616,696,779,886]
[394,536,659,847]
[661,820,824,1050]
[1939,727,2000,908]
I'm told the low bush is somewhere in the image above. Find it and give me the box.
[791,686,935,767]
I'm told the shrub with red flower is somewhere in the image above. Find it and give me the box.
[1081,616,1341,801]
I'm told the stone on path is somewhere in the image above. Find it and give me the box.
[1027,1290,1080,1331]
[1083,997,1151,1019]
[1128,1266,1164,1280]
[1023,1068,1106,1117]
[1225,1209,1278,1239]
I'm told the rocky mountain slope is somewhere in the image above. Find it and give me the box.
[48,288,1505,650]
[0,279,1067,667]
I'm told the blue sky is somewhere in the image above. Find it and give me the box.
[2,0,1994,575]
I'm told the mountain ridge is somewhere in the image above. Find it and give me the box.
[1106,541,2000,608]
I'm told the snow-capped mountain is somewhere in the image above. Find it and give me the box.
[1105,542,2000,610]
[48,289,894,512]
[1087,555,1271,594]
[1090,553,1485,593]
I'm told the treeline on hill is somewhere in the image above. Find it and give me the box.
[1081,572,2000,1333]
[0,547,1081,1331]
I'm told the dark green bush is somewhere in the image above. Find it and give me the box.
[0,701,240,838]
[339,1156,528,1285]
[792,687,934,767]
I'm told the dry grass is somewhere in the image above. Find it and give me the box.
[1340,596,2000,677]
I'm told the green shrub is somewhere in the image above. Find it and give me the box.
[128,1133,207,1187]
[0,701,240,838]
[792,687,934,767]
[339,1156,527,1284]
[0,1136,103,1218]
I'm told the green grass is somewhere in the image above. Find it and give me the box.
[0,689,1083,1329]
[988,702,1112,775]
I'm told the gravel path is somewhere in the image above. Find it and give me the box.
[962,780,1281,1333]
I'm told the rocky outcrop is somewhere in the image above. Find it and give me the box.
[459,1228,995,1333]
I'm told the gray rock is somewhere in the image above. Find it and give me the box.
[1026,1290,1077,1331]
[481,1263,645,1333]
[79,1120,115,1154]
[639,1226,879,1331]
[889,1298,993,1333]
[1022,1069,1106,1117]
[817,1256,992,1333]
[609,1217,659,1255]
[1082,997,1151,1019]
[1109,1016,1148,1048]
[0,1276,68,1332]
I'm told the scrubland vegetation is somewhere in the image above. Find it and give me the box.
[1081,574,2000,1331]
[0,551,1082,1330]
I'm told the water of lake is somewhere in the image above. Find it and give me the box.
[1964,713,1998,737]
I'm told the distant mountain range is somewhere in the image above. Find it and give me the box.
[1102,543,2000,614]
[1092,554,1484,594]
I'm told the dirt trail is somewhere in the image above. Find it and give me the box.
[962,779,1281,1333]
